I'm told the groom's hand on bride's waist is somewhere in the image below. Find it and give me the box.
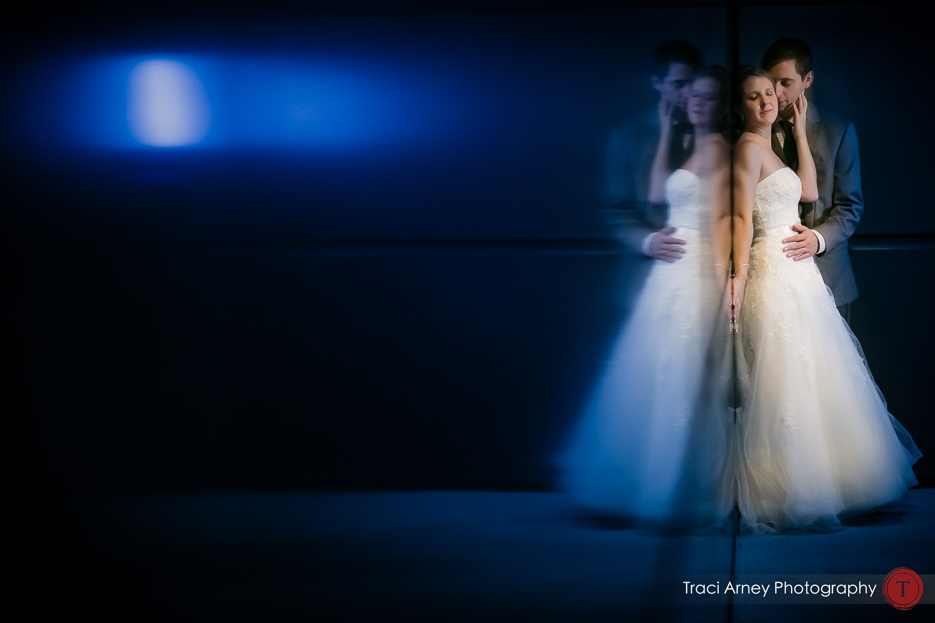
[648,227,686,262]
[782,224,820,261]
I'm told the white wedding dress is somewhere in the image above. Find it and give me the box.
[736,167,921,534]
[559,169,734,525]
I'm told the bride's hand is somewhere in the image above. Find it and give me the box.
[725,280,736,325]
[729,274,747,325]
[791,93,808,138]
[715,262,730,295]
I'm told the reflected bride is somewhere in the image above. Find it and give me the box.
[558,68,734,528]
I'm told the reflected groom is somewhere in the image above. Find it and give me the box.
[763,38,864,321]
[605,40,704,263]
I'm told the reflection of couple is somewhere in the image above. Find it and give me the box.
[561,40,920,533]
[560,44,733,526]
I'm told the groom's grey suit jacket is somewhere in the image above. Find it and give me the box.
[605,108,693,255]
[605,108,668,254]
[779,105,864,306]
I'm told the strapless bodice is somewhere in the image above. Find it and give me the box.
[664,169,708,231]
[753,167,801,236]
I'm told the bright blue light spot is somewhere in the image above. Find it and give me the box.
[19,51,473,153]
[127,60,211,147]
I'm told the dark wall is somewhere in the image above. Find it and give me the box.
[5,2,932,496]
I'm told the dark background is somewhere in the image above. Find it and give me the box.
[5,0,932,502]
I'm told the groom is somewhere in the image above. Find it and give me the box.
[762,38,864,321]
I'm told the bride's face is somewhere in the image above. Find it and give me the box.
[741,76,777,129]
[688,77,722,129]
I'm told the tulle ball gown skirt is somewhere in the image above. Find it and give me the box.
[735,229,920,534]
[557,230,734,528]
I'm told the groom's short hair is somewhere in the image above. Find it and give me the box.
[761,38,812,78]
[651,40,704,78]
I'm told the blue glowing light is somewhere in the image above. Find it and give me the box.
[18,51,476,153]
[127,60,211,147]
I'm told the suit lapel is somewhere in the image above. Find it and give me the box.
[800,105,823,226]
[806,105,822,157]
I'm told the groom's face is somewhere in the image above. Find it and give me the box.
[652,62,695,115]
[768,59,814,119]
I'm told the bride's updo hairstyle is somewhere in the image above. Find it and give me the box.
[730,65,776,142]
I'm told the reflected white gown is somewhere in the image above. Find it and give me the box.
[736,167,921,534]
[559,169,733,524]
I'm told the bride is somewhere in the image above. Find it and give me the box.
[730,66,921,534]
[558,68,734,526]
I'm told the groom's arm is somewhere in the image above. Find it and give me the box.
[812,122,864,253]
[605,116,685,261]
[605,121,661,254]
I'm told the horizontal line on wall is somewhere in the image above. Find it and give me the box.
[850,235,935,251]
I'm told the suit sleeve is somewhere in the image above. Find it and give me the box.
[813,123,864,253]
[604,122,661,255]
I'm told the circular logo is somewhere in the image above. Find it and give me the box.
[883,568,923,610]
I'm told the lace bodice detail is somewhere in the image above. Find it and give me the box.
[753,168,801,234]
[742,165,826,360]
[664,169,708,231]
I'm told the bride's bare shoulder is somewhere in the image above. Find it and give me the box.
[733,134,765,152]
[732,136,764,171]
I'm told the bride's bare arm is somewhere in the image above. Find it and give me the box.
[709,139,732,283]
[730,139,762,321]
[792,94,818,202]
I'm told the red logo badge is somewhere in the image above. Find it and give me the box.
[883,568,923,610]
